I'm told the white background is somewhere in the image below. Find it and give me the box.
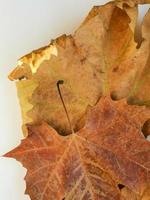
[0,1,149,200]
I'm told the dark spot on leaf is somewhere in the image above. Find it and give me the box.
[80,57,86,63]
[93,72,96,78]
[113,66,119,72]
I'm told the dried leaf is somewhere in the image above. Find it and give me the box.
[9,0,150,135]
[5,97,150,200]
[116,0,150,6]
[16,80,38,136]
[6,0,150,199]
[128,9,150,106]
[74,2,138,98]
[9,34,103,135]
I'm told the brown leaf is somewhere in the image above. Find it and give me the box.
[74,2,138,99]
[116,0,150,6]
[29,35,102,135]
[8,1,150,136]
[128,9,150,107]
[5,97,150,200]
[8,1,140,135]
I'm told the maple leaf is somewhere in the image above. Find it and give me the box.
[5,97,150,200]
[8,0,150,135]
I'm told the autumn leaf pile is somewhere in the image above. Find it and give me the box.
[5,0,150,199]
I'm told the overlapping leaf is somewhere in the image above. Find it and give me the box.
[6,1,150,199]
[128,9,150,106]
[5,97,150,200]
[8,0,150,135]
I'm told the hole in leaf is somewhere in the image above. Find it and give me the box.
[118,184,125,190]
[142,119,150,138]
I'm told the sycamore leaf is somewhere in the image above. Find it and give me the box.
[10,34,103,135]
[5,97,150,200]
[8,0,150,135]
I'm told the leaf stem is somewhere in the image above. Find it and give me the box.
[57,80,74,134]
